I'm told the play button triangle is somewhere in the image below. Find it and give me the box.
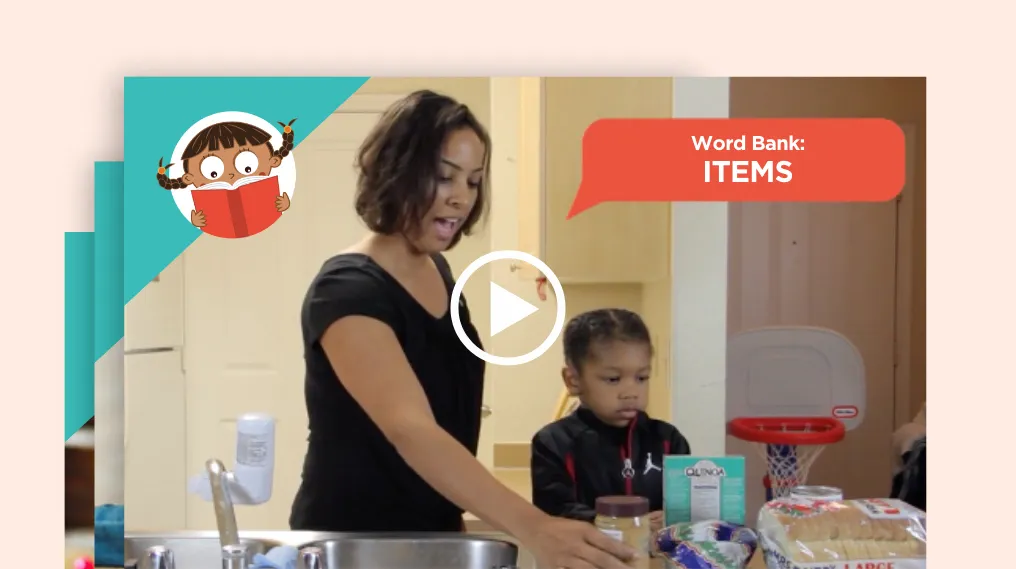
[489,281,539,337]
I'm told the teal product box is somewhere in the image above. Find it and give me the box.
[663,456,746,526]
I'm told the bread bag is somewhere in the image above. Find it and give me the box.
[756,497,926,568]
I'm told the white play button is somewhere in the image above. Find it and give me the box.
[489,281,539,337]
[450,250,567,367]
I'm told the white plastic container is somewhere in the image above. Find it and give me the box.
[188,413,276,505]
[233,413,275,503]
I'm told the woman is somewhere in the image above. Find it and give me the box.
[289,90,635,569]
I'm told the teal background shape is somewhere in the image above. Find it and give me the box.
[64,164,125,441]
[124,76,369,306]
[96,162,124,362]
[65,232,94,440]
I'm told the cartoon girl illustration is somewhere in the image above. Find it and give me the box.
[155,116,297,238]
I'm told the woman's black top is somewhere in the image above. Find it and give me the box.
[289,252,485,532]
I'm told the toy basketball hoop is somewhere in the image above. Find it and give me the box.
[726,326,866,502]
[728,416,845,500]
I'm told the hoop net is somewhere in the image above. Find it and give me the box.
[728,417,845,499]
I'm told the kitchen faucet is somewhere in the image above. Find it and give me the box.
[206,458,241,549]
[187,414,275,554]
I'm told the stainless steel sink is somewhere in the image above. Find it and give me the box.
[125,531,521,569]
[300,534,520,569]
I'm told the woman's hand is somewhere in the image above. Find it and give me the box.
[648,510,665,532]
[517,514,637,569]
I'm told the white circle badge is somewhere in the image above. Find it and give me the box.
[450,250,566,367]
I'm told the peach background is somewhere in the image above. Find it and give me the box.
[0,1,1010,566]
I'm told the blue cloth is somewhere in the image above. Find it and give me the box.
[94,504,124,567]
[251,545,299,569]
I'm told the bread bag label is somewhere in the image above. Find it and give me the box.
[761,533,926,569]
[849,498,912,520]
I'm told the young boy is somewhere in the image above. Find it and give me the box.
[530,308,691,531]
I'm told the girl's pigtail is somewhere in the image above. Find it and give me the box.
[274,119,297,159]
[156,158,187,190]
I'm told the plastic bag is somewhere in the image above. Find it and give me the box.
[757,497,927,568]
[654,520,758,569]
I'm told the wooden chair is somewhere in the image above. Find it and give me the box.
[553,389,581,420]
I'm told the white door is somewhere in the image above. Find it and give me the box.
[124,254,186,531]
[124,349,187,530]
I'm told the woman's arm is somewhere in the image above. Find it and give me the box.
[321,316,536,533]
[320,316,633,569]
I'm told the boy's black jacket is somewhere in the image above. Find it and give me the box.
[530,407,691,521]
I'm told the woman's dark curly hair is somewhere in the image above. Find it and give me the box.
[354,90,491,248]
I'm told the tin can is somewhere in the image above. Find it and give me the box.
[790,485,844,501]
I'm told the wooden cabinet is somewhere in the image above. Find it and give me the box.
[492,77,673,284]
[66,423,95,529]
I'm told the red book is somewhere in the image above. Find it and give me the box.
[191,176,283,238]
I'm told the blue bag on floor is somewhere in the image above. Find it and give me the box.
[94,504,124,567]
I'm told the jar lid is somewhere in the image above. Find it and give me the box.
[595,495,650,517]
[790,485,844,501]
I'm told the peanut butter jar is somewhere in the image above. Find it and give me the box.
[594,496,651,569]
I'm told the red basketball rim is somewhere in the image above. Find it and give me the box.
[728,416,845,446]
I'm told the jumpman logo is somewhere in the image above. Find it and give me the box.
[643,452,662,475]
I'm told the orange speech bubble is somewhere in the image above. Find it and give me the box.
[568,118,906,218]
